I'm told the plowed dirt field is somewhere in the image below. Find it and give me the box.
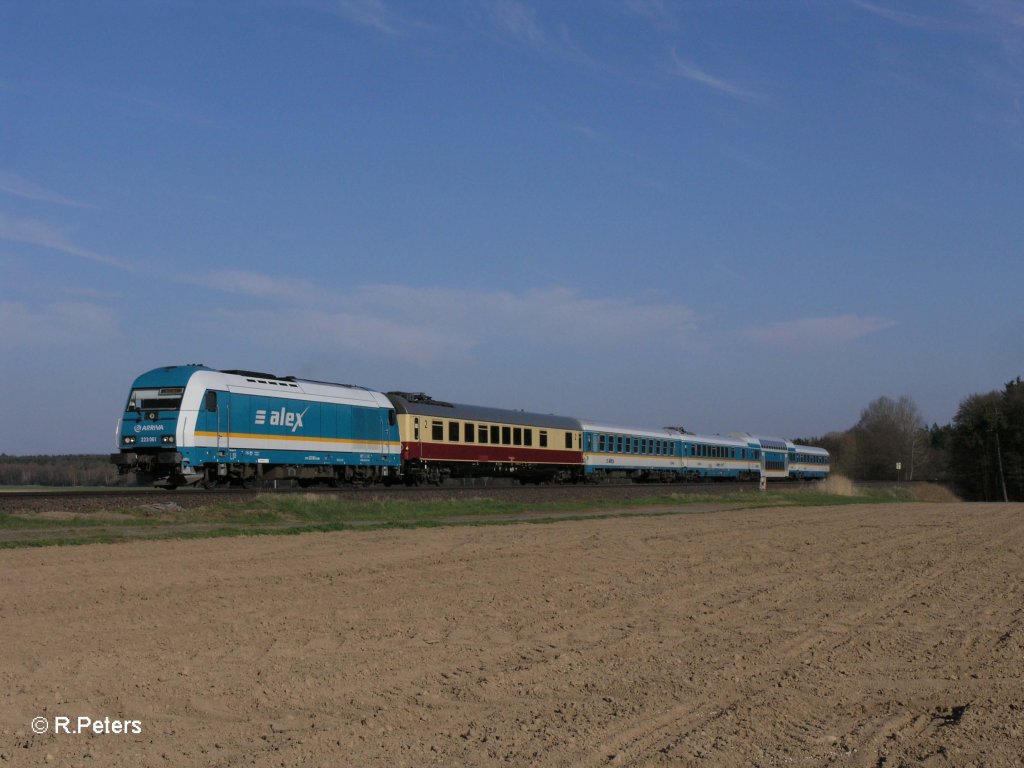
[2,502,1022,766]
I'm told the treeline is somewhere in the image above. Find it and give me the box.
[801,377,1024,501]
[0,454,124,487]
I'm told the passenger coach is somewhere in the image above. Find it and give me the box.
[581,422,682,482]
[386,392,583,484]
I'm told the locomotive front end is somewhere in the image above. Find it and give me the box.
[110,365,205,488]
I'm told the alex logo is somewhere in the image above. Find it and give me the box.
[255,406,309,432]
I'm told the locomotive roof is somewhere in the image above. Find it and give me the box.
[387,392,580,430]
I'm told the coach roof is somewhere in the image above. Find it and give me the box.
[387,392,580,430]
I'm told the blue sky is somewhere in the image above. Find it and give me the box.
[2,0,1022,454]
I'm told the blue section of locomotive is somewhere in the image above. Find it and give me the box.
[111,366,400,488]
[114,365,204,476]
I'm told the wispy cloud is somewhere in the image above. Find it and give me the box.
[851,0,1024,144]
[197,269,318,305]
[0,301,120,348]
[670,49,764,103]
[0,214,128,269]
[851,1,962,33]
[309,0,414,35]
[195,277,700,364]
[485,0,600,68]
[854,0,1024,33]
[625,0,679,30]
[0,172,96,209]
[741,315,896,347]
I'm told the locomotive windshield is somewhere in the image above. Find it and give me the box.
[127,387,184,411]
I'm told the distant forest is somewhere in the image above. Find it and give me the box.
[0,454,124,487]
[801,377,1024,502]
[4,378,1022,501]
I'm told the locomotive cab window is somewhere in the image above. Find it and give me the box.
[127,387,184,411]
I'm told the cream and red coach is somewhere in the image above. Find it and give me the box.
[385,392,584,485]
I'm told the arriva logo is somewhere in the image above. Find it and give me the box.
[255,407,309,433]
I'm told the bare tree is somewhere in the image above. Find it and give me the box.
[852,395,924,481]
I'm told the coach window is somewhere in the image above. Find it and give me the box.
[513,427,522,446]
[449,421,460,442]
[525,429,533,446]
[479,425,489,443]
[502,426,512,445]
[432,420,444,441]
[598,434,605,452]
[539,430,548,448]
[565,432,573,450]
[465,422,474,443]
[490,425,500,444]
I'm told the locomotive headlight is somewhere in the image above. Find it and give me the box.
[161,435,176,444]
[123,436,136,445]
